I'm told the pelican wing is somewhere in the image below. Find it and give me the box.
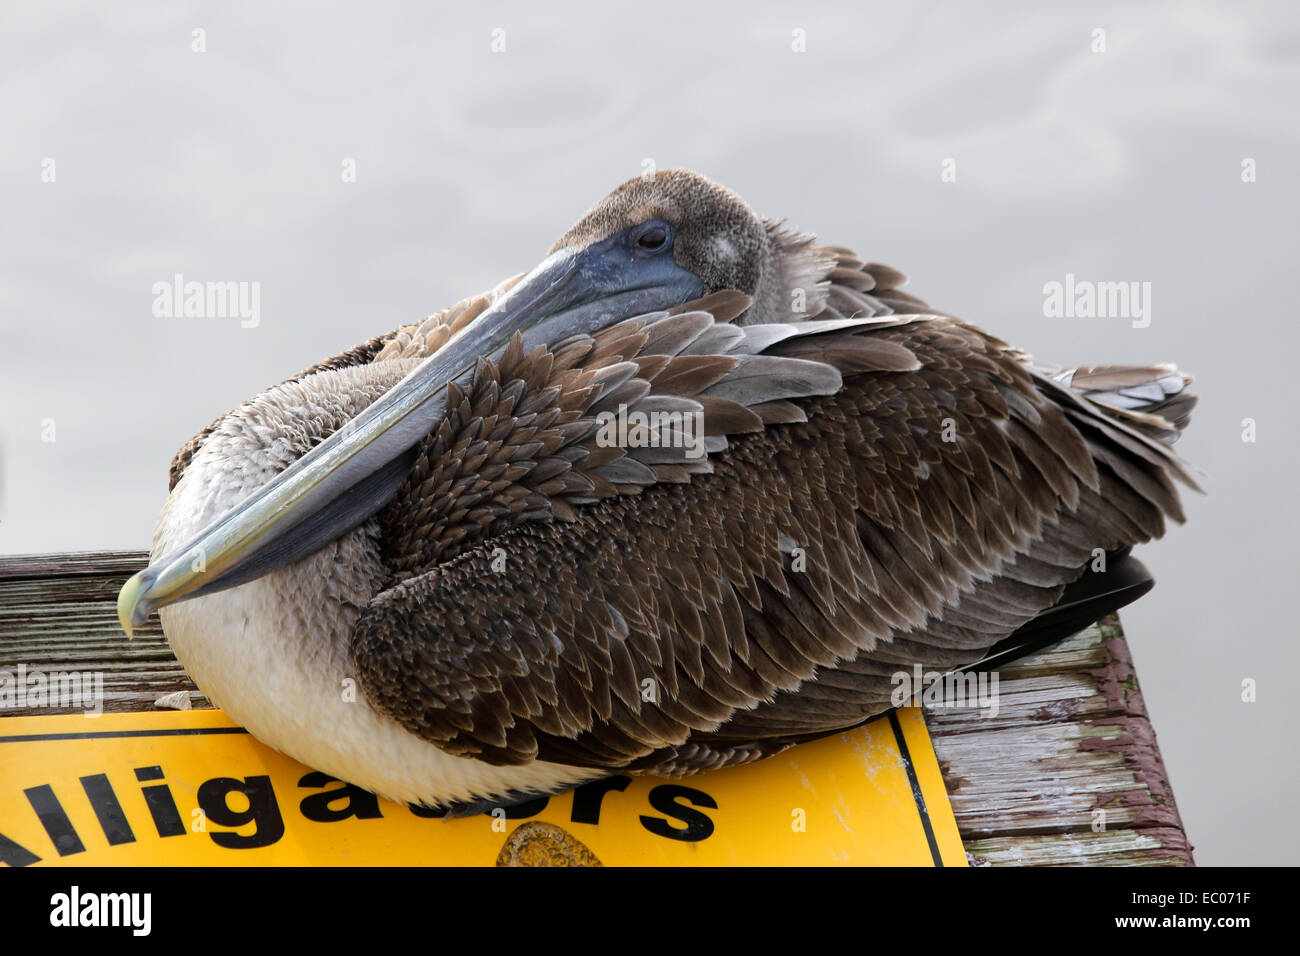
[348,265,1197,773]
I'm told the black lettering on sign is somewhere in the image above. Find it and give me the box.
[298,772,384,822]
[197,776,284,849]
[135,765,185,838]
[408,803,447,819]
[80,773,135,845]
[24,784,84,856]
[570,775,631,825]
[0,831,41,867]
[639,785,717,842]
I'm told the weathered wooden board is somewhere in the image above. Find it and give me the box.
[0,550,1193,865]
[927,622,1192,865]
[0,551,202,714]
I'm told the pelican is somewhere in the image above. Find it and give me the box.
[118,170,1198,810]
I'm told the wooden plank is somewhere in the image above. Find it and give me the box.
[0,549,1192,865]
[964,828,1194,866]
[925,620,1191,865]
[0,550,152,580]
[0,552,201,715]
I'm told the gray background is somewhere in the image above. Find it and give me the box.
[2,1,1296,864]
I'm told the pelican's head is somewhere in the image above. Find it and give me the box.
[553,170,764,299]
[117,170,826,633]
[551,169,830,325]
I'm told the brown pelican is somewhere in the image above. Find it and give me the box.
[118,170,1198,810]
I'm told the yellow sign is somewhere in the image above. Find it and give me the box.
[0,707,965,866]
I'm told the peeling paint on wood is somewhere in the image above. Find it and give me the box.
[927,621,1192,865]
[0,550,1192,866]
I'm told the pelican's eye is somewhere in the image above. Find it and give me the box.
[632,221,673,255]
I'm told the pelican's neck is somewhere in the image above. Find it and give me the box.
[148,361,404,725]
[153,398,393,783]
[149,361,601,805]
[744,220,837,325]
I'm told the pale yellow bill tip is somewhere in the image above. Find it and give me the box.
[117,572,144,639]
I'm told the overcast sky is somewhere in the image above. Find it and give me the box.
[2,0,1297,864]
